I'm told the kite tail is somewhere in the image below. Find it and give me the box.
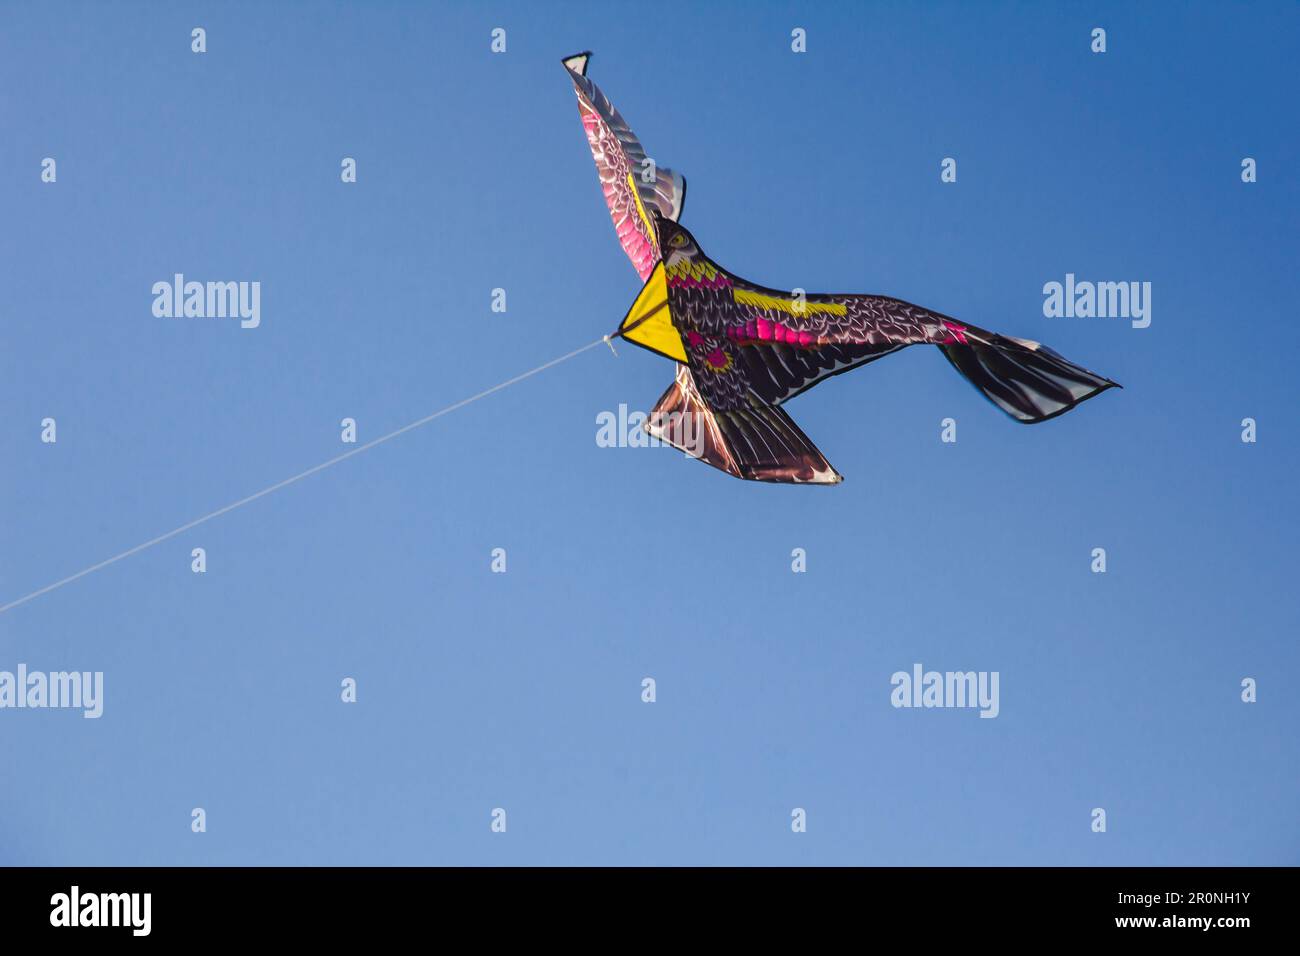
[937,328,1119,423]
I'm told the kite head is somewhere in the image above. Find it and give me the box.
[652,213,703,268]
[611,216,717,364]
[608,212,700,364]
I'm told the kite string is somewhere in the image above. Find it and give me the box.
[0,336,610,616]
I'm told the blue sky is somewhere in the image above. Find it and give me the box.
[1,0,1296,865]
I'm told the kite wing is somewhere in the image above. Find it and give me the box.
[563,52,686,280]
[730,340,907,406]
[646,364,842,484]
[650,300,1114,485]
[724,283,1119,422]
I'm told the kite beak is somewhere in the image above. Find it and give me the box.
[610,262,687,363]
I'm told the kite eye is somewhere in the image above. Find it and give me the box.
[668,233,688,248]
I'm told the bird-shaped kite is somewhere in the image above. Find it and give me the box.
[564,52,1118,484]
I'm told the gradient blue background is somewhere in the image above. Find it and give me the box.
[2,1,1296,865]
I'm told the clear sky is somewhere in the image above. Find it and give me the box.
[1,1,1296,865]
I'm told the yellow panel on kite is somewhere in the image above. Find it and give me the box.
[620,262,687,362]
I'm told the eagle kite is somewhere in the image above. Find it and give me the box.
[564,52,1118,484]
